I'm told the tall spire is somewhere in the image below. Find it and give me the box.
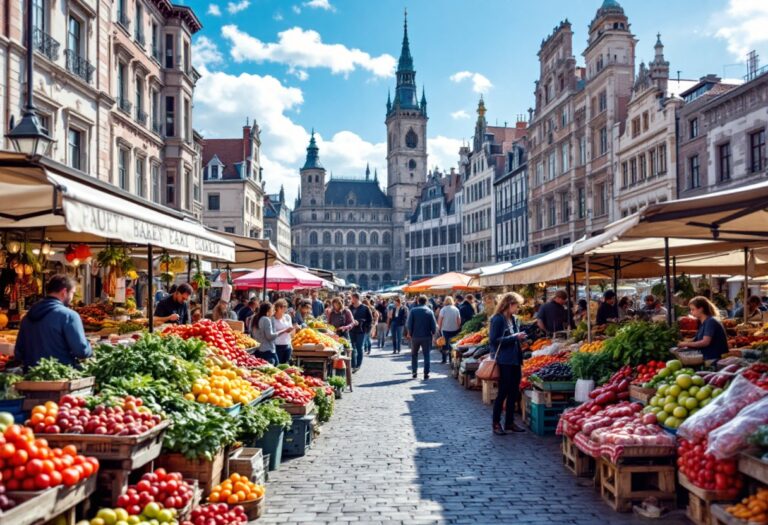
[386,89,392,113]
[398,8,413,73]
[279,184,285,202]
[302,129,323,170]
[388,9,419,115]
[365,163,370,180]
[374,168,378,182]
[420,86,427,115]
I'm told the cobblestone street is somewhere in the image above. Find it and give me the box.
[262,346,688,525]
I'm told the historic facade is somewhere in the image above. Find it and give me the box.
[614,36,686,217]
[405,169,462,280]
[494,140,529,263]
[461,98,526,270]
[264,188,292,261]
[292,134,396,289]
[528,0,635,254]
[201,122,265,237]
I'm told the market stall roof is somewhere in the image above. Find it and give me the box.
[233,263,327,291]
[0,153,235,261]
[403,272,480,293]
[465,262,513,276]
[209,231,281,268]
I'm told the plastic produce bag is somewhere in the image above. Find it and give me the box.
[678,374,768,441]
[531,341,566,357]
[707,396,768,459]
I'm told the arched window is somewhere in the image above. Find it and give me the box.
[382,232,391,245]
[382,273,391,283]
[322,252,332,269]
[358,274,369,290]
[335,252,344,269]
[382,253,391,270]
[322,232,331,244]
[371,274,380,285]
[347,252,356,269]
[346,274,356,285]
[309,252,319,267]
[315,175,319,182]
[358,252,367,269]
[307,176,312,184]
[311,213,317,220]
[310,198,316,205]
[406,129,418,148]
[370,253,380,270]
[346,232,355,245]
[334,232,343,245]
[309,232,318,245]
[359,232,367,245]
[370,232,379,245]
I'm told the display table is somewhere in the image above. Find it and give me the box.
[292,347,339,380]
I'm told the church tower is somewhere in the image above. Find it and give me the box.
[386,11,427,280]
[299,130,325,208]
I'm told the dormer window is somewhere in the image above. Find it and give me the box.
[210,165,219,179]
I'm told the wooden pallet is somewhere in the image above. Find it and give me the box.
[481,380,498,405]
[598,457,676,512]
[562,436,595,478]
[679,473,739,525]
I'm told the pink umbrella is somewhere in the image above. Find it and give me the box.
[233,263,326,291]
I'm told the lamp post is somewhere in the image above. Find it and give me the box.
[6,0,53,157]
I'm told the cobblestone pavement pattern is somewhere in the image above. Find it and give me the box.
[260,344,689,525]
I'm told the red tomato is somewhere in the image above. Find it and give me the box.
[35,473,52,489]
[61,467,80,486]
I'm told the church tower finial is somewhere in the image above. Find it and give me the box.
[302,129,322,170]
[365,163,370,180]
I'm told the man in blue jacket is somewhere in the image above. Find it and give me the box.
[15,274,92,370]
[406,295,437,380]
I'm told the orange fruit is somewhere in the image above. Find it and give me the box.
[209,492,220,503]
[227,494,239,504]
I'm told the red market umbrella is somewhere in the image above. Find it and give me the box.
[233,263,326,291]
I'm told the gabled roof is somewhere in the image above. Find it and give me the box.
[202,139,245,180]
[325,179,392,208]
[264,194,287,218]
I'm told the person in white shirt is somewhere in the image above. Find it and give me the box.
[272,299,295,364]
[437,296,462,364]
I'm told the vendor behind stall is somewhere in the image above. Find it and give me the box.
[596,290,619,325]
[154,283,192,325]
[733,295,764,323]
[15,274,92,370]
[678,296,729,361]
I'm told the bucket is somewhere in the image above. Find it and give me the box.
[574,379,595,402]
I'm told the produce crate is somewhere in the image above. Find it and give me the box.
[253,426,284,471]
[524,392,571,436]
[283,414,314,457]
[530,388,571,406]
[16,377,95,411]
[530,377,576,392]
[739,452,768,486]
[295,343,325,351]
[711,503,748,525]
[629,384,656,404]
[51,474,97,517]
[0,487,57,525]
[178,480,202,522]
[283,400,314,416]
[562,435,595,478]
[250,387,274,406]
[598,458,676,513]
[481,380,498,405]
[228,447,264,483]
[225,403,242,417]
[155,448,225,497]
[42,420,169,469]
[679,472,739,525]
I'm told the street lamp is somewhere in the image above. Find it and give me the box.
[5,0,53,157]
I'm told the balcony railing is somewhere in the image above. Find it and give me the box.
[117,97,132,115]
[117,12,131,31]
[64,50,95,84]
[33,28,60,61]
[136,109,148,125]
[151,120,162,135]
[135,30,145,47]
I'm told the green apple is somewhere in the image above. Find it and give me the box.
[663,403,677,415]
[668,384,682,397]
[688,386,700,396]
[696,387,712,401]
[673,406,688,419]
[684,397,698,410]
[676,374,693,389]
[656,411,669,424]
[700,398,712,408]
[665,416,681,429]
[712,388,724,398]
[657,384,668,396]
[692,375,705,387]
[157,509,174,523]
[666,359,683,372]
[664,395,676,406]
[96,510,117,525]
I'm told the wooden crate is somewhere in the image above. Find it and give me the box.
[466,374,481,391]
[562,436,595,478]
[530,388,571,406]
[629,384,656,404]
[598,458,676,512]
[679,472,739,525]
[710,503,747,525]
[229,447,264,483]
[16,377,95,411]
[481,380,498,405]
[739,452,768,486]
[155,448,226,497]
[0,488,58,525]
[43,420,169,468]
[283,400,314,416]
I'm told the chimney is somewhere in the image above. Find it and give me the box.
[516,114,527,130]
[243,122,251,161]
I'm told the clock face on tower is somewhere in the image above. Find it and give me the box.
[408,159,417,170]
[405,129,418,149]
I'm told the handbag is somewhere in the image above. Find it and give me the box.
[436,336,446,346]
[476,343,501,381]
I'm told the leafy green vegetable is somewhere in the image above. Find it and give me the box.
[571,321,588,343]
[237,403,270,440]
[163,400,239,460]
[601,321,678,366]
[569,351,617,383]
[313,387,334,423]
[257,400,291,430]
[458,313,487,337]
[0,373,23,400]
[327,376,346,389]
[25,358,83,381]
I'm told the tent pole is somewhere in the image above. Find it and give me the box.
[664,238,673,325]
[744,247,749,324]
[187,253,192,283]
[585,254,591,343]
[672,256,677,293]
[566,278,573,331]
[147,244,154,332]
[262,253,269,302]
[613,255,619,293]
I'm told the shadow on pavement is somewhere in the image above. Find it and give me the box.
[356,378,413,388]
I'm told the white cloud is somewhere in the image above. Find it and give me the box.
[428,136,462,173]
[226,0,249,14]
[450,110,470,120]
[292,5,301,14]
[304,0,335,11]
[317,131,385,178]
[222,25,396,78]
[192,37,224,70]
[293,70,309,81]
[207,4,221,16]
[450,71,493,93]
[273,12,284,21]
[713,0,768,57]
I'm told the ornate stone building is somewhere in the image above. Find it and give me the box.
[291,13,428,287]
[264,188,291,261]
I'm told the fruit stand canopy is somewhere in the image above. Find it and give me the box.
[0,153,235,261]
[233,263,328,291]
[403,272,480,293]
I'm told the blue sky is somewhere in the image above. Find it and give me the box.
[186,0,768,202]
